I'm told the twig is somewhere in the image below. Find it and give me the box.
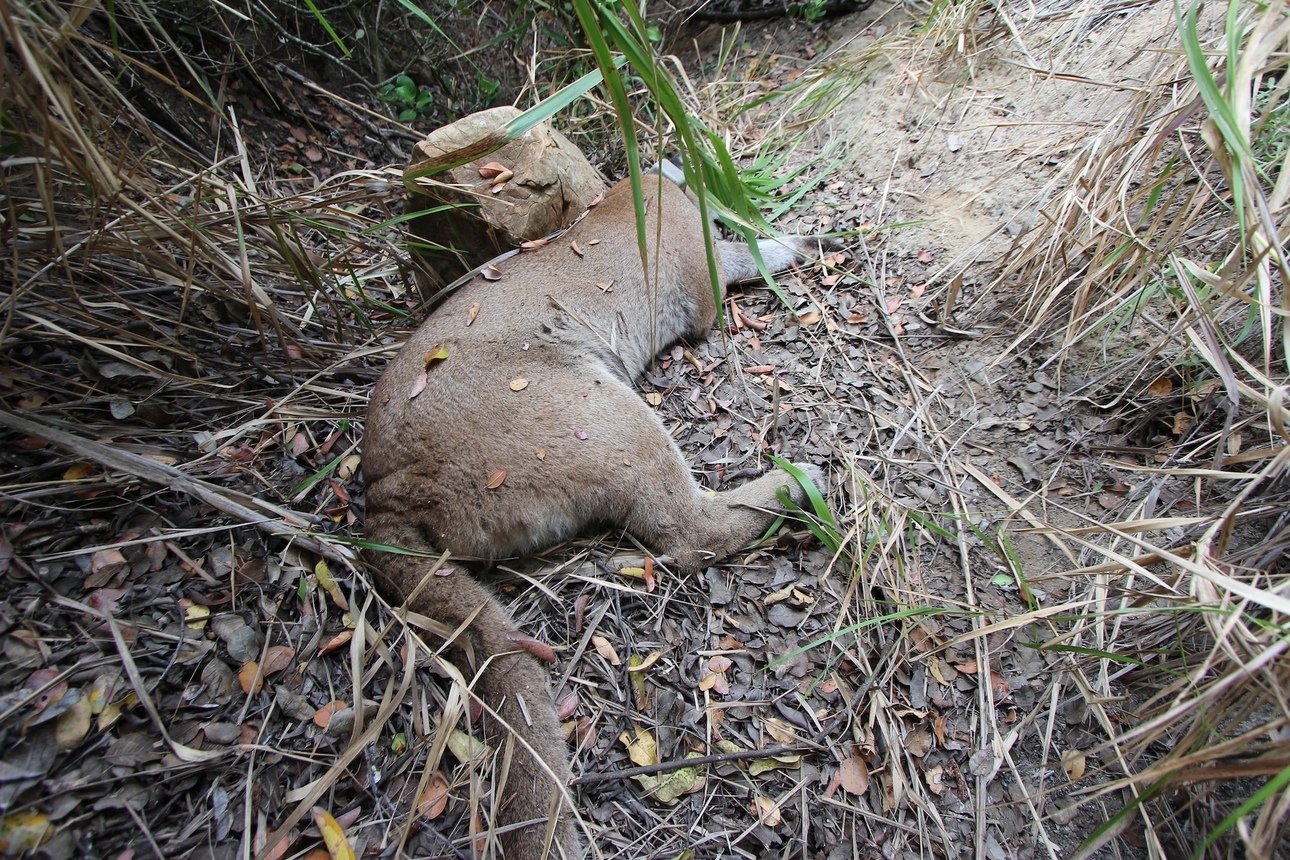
[572,743,815,786]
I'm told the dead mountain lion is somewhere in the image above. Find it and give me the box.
[362,175,824,857]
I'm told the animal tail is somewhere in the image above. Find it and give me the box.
[370,549,582,858]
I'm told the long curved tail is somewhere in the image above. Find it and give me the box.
[370,547,582,858]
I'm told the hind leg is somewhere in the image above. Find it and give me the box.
[529,376,819,571]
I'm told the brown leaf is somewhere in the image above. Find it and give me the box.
[1147,376,1173,396]
[238,661,264,695]
[481,263,502,280]
[839,754,869,795]
[303,147,323,163]
[260,645,295,676]
[989,670,1010,699]
[569,240,583,257]
[506,630,555,663]
[313,700,347,728]
[797,310,822,325]
[408,372,428,400]
[417,772,451,820]
[520,238,548,251]
[485,469,507,489]
[318,630,353,656]
[466,302,480,325]
[556,691,579,720]
[509,378,528,391]
[90,548,127,577]
[924,763,946,795]
[477,161,508,178]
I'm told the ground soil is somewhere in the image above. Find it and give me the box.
[0,2,1235,858]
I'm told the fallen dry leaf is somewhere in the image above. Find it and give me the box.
[408,372,428,400]
[318,630,352,656]
[423,343,449,369]
[55,693,92,749]
[477,161,508,178]
[447,728,488,764]
[925,764,946,795]
[505,630,555,663]
[839,753,869,795]
[310,807,356,860]
[313,700,346,728]
[1147,376,1173,396]
[1061,749,1086,781]
[0,810,52,854]
[509,378,528,391]
[260,645,295,676]
[238,661,264,695]
[591,634,621,666]
[486,469,507,489]
[481,263,502,280]
[752,795,782,826]
[417,772,451,820]
[619,724,658,767]
[467,301,480,325]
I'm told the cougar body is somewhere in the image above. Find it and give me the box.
[362,177,821,857]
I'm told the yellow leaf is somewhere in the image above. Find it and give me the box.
[762,717,799,745]
[310,807,356,860]
[650,754,703,804]
[509,378,528,391]
[63,462,93,480]
[180,599,210,630]
[423,343,450,368]
[0,810,52,854]
[55,693,92,749]
[336,454,361,481]
[446,729,488,764]
[315,559,348,611]
[625,651,661,673]
[749,753,802,776]
[618,724,658,767]
[1061,749,1086,781]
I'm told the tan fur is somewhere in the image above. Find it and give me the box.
[362,177,822,857]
